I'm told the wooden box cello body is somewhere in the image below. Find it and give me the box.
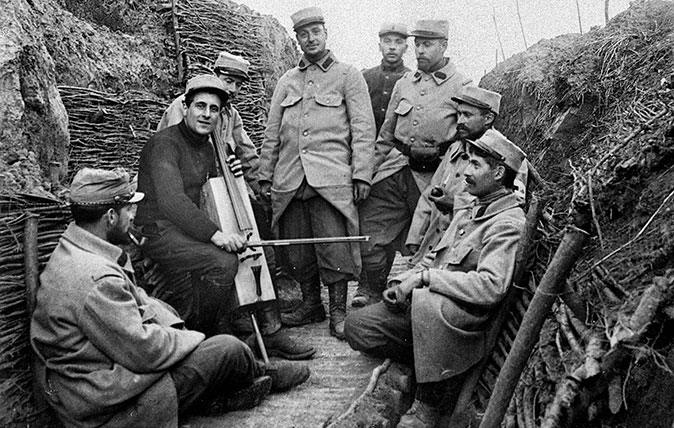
[201,124,275,309]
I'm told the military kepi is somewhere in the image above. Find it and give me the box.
[379,22,408,38]
[70,167,144,205]
[410,20,449,39]
[452,86,502,116]
[291,6,324,31]
[469,129,526,172]
[184,74,228,104]
[214,51,251,82]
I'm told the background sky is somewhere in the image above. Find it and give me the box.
[242,0,633,82]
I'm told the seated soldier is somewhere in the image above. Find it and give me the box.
[30,168,309,428]
[344,129,527,428]
[136,74,314,360]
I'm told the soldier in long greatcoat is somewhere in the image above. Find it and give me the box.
[345,129,526,428]
[259,6,375,340]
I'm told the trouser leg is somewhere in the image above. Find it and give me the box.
[170,335,260,415]
[356,168,421,307]
[344,301,414,365]
[141,225,239,337]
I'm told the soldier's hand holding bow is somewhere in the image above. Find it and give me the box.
[210,230,247,253]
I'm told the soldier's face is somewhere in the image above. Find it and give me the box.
[379,34,407,65]
[183,92,222,136]
[217,74,245,99]
[464,150,503,197]
[414,38,447,72]
[296,24,328,59]
[457,104,494,140]
[107,204,136,245]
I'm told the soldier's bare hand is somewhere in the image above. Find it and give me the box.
[428,186,454,214]
[353,180,371,203]
[227,155,243,178]
[210,230,247,253]
[259,181,272,205]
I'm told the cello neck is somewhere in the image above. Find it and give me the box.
[211,117,252,231]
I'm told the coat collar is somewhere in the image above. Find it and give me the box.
[61,222,134,272]
[467,191,521,221]
[178,120,210,146]
[411,58,458,85]
[298,50,337,72]
[380,59,407,73]
[446,139,467,162]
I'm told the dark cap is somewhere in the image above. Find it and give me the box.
[451,86,502,115]
[291,6,324,31]
[184,74,228,105]
[468,129,526,172]
[69,167,144,206]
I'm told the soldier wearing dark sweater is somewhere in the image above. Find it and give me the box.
[136,75,314,360]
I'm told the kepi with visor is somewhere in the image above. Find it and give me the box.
[452,86,502,116]
[467,129,526,172]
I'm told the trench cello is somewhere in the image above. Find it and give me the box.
[200,116,274,363]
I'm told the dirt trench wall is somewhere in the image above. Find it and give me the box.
[0,0,69,196]
[479,2,674,426]
[0,0,299,195]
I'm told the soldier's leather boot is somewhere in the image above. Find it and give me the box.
[397,379,450,428]
[351,267,387,308]
[328,280,348,340]
[396,399,440,428]
[280,275,325,326]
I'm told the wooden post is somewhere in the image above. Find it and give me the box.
[479,206,592,428]
[23,213,47,411]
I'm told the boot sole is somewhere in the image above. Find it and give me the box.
[196,376,272,415]
[267,347,317,360]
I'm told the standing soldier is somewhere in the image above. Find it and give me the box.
[362,22,410,134]
[355,20,473,307]
[354,22,415,308]
[259,7,376,340]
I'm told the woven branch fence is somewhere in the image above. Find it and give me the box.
[0,195,70,426]
[167,0,299,148]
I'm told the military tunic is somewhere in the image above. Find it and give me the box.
[31,223,204,428]
[361,60,410,134]
[259,52,375,278]
[406,139,529,266]
[373,58,473,189]
[345,191,524,383]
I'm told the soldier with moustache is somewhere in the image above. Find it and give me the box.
[354,20,473,308]
[345,130,527,428]
[405,86,528,266]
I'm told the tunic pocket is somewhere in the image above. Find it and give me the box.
[315,94,344,107]
[394,99,414,116]
[280,94,302,107]
[444,245,472,267]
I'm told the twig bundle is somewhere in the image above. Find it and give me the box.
[0,196,70,425]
